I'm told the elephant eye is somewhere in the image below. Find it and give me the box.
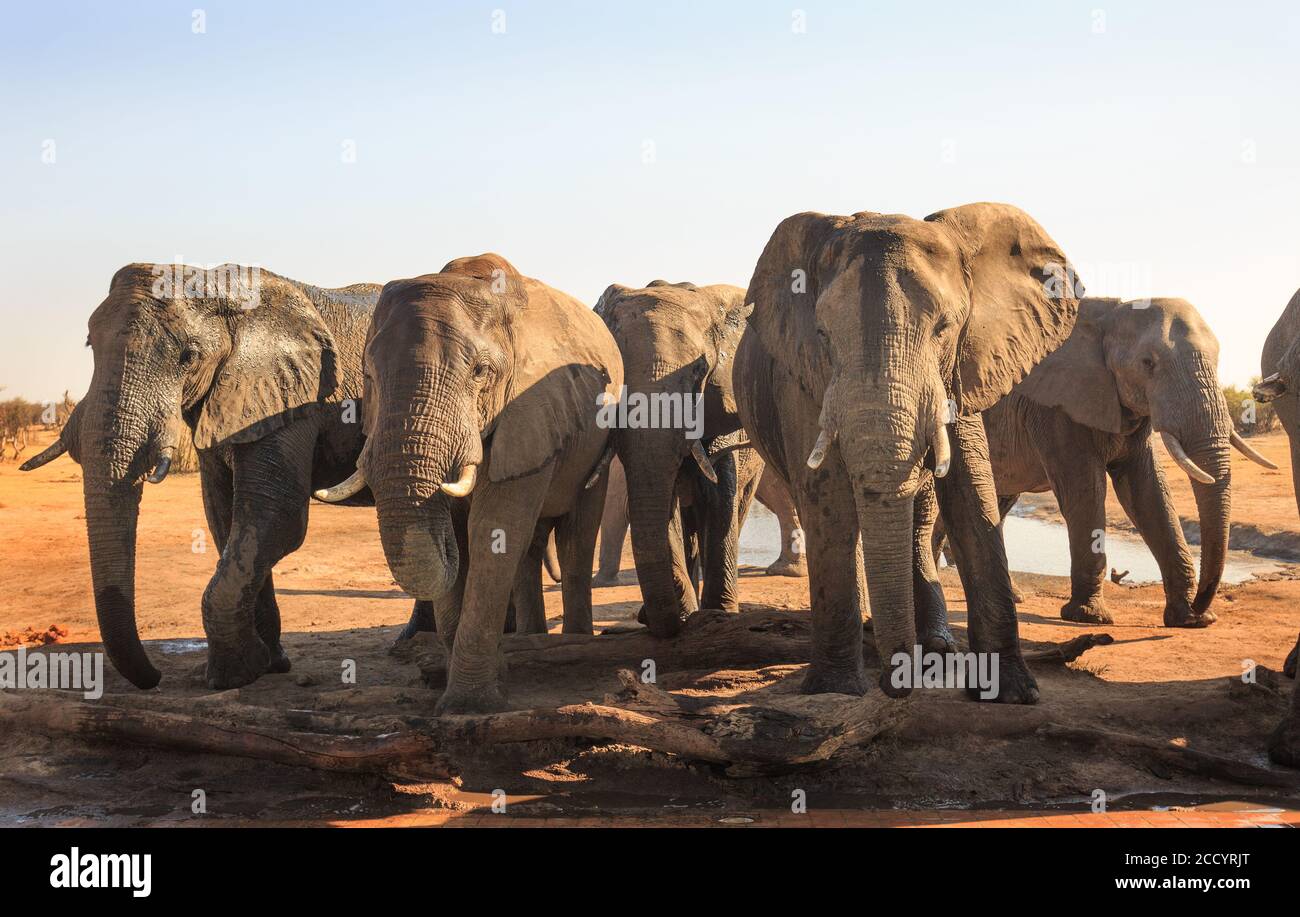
[1141,356,1156,373]
[180,343,201,367]
[472,360,493,381]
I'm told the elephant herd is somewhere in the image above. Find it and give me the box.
[18,202,1300,766]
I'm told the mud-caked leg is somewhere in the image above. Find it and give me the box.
[935,415,1038,704]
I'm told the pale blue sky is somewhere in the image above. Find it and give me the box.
[2,1,1297,401]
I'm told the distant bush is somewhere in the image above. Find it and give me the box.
[1224,378,1278,436]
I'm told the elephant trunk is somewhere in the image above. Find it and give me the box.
[78,384,163,689]
[855,491,917,695]
[1159,374,1233,615]
[370,431,461,602]
[624,444,697,637]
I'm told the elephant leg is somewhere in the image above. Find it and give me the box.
[510,525,550,635]
[437,473,551,715]
[556,471,605,635]
[1286,633,1298,679]
[757,468,807,577]
[934,415,1037,705]
[799,463,870,697]
[202,421,316,690]
[1268,660,1300,767]
[994,494,1025,603]
[594,458,628,587]
[699,450,741,612]
[912,474,953,654]
[1045,453,1110,624]
[394,600,437,642]
[432,506,471,648]
[1109,439,1207,628]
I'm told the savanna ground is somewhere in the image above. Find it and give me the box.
[2,429,1299,826]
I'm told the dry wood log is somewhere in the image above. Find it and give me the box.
[1036,723,1298,788]
[1023,633,1114,665]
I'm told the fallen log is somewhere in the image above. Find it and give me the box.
[1024,633,1114,665]
[0,666,908,779]
[1036,723,1298,789]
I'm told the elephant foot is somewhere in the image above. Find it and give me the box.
[917,623,956,656]
[392,601,437,645]
[592,571,621,588]
[204,639,272,691]
[1163,601,1216,629]
[968,653,1039,705]
[1267,715,1300,768]
[267,643,292,674]
[1009,578,1026,604]
[801,662,870,697]
[1060,598,1113,624]
[1285,637,1298,679]
[765,557,808,578]
[435,683,509,716]
[637,604,688,638]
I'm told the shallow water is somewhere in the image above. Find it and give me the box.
[739,504,1283,584]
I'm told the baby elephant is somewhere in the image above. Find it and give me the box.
[317,254,622,715]
[939,297,1274,627]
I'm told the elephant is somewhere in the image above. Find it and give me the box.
[316,254,622,714]
[932,297,1276,627]
[594,281,763,636]
[734,202,1082,703]
[593,457,806,586]
[20,263,384,689]
[1252,287,1300,766]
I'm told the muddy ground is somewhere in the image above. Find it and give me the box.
[1,429,1299,825]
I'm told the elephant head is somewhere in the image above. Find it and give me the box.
[745,203,1080,667]
[1016,297,1274,613]
[320,254,610,605]
[595,281,750,635]
[20,263,339,688]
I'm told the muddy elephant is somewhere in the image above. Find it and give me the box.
[1253,287,1300,766]
[933,297,1275,627]
[316,254,621,714]
[594,281,763,636]
[735,203,1081,702]
[594,458,806,585]
[21,263,382,689]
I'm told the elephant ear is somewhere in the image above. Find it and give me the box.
[193,278,338,449]
[744,212,847,394]
[1014,298,1124,433]
[488,281,613,483]
[927,203,1081,414]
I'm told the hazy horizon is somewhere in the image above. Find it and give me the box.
[2,1,1297,402]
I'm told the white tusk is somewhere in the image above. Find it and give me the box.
[19,438,68,471]
[932,421,951,479]
[1230,430,1278,470]
[690,440,718,484]
[440,463,478,498]
[806,428,833,470]
[314,468,367,503]
[1160,432,1215,484]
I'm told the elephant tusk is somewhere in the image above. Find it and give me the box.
[1160,432,1215,484]
[690,440,718,484]
[1230,429,1278,469]
[806,428,833,470]
[19,439,67,471]
[440,463,478,498]
[314,468,367,503]
[932,421,951,479]
[145,454,172,484]
[585,446,615,490]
